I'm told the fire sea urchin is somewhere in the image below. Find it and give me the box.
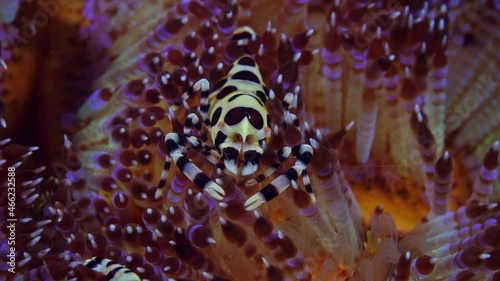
[1,0,500,281]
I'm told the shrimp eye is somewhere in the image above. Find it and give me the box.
[222,147,239,161]
[244,150,261,165]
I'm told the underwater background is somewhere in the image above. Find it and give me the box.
[1,0,500,280]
